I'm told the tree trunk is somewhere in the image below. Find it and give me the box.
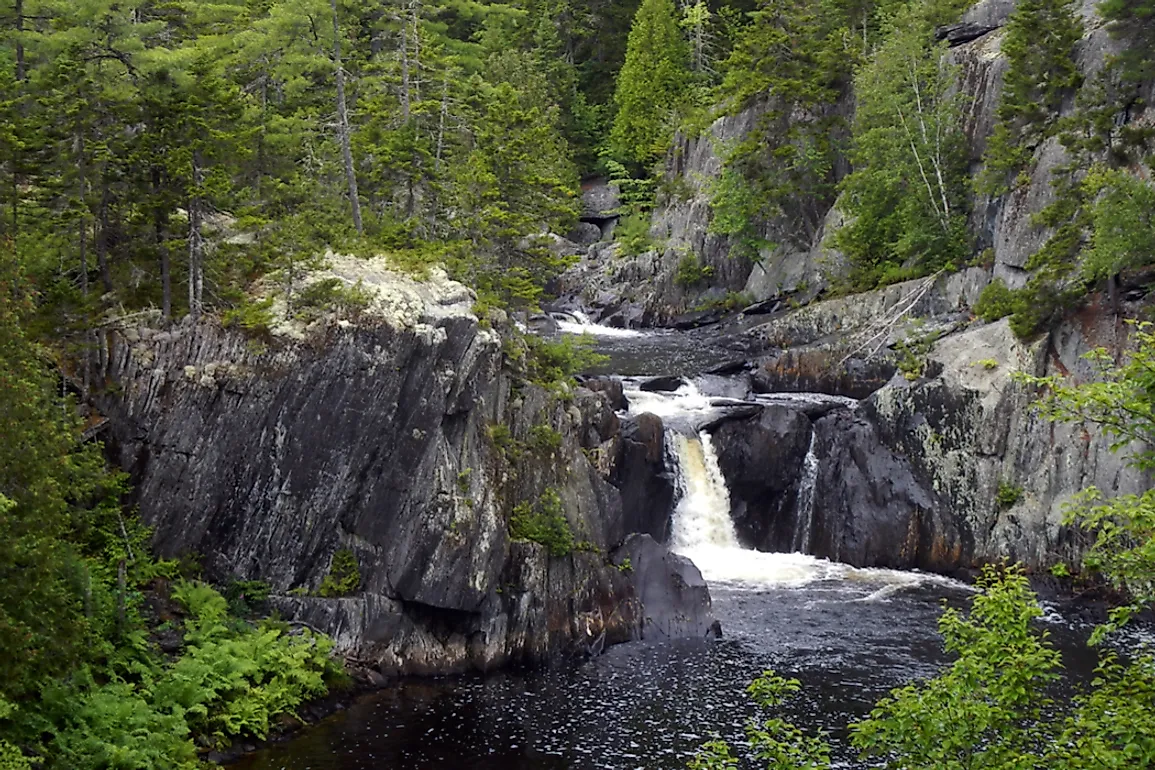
[400,1,411,120]
[15,0,24,82]
[152,166,171,319]
[331,0,363,234]
[96,173,113,294]
[187,151,204,319]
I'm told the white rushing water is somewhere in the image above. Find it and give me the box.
[792,431,819,554]
[628,381,971,594]
[552,310,648,338]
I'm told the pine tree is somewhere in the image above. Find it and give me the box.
[608,0,689,169]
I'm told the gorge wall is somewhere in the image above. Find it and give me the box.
[91,256,714,676]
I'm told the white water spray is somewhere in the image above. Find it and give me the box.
[552,310,647,338]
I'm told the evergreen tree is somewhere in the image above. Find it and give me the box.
[608,0,689,169]
[978,0,1083,195]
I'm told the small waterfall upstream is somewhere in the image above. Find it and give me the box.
[549,310,647,338]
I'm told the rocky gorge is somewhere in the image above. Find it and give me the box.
[81,0,1154,691]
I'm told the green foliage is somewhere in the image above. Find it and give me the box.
[974,278,1018,322]
[292,278,373,323]
[853,566,1062,768]
[977,0,1083,195]
[996,481,1024,510]
[674,253,716,288]
[526,334,608,387]
[707,166,773,259]
[221,296,276,336]
[836,0,970,286]
[894,328,940,381]
[615,212,656,257]
[528,425,564,455]
[608,0,690,168]
[1083,167,1155,283]
[695,291,754,312]
[0,741,30,770]
[318,549,361,598]
[508,489,575,556]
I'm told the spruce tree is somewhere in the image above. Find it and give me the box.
[608,0,689,169]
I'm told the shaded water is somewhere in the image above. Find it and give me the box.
[237,322,1103,770]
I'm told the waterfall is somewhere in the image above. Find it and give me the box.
[792,430,819,554]
[669,432,739,551]
[628,380,972,593]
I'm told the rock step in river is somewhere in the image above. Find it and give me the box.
[236,316,1102,770]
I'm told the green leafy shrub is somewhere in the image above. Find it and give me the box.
[293,277,373,322]
[318,550,360,598]
[222,296,276,335]
[509,489,574,557]
[526,334,608,387]
[974,278,1018,322]
[0,740,30,770]
[615,212,655,257]
[528,424,563,455]
[996,481,1024,510]
[674,253,715,287]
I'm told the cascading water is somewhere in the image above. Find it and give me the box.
[550,310,646,338]
[626,379,971,592]
[792,431,819,554]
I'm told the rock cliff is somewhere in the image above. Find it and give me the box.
[92,256,714,675]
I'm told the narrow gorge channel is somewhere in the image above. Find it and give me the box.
[236,321,1101,770]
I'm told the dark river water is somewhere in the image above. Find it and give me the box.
[236,321,1105,770]
[236,573,1100,770]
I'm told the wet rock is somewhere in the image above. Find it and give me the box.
[711,406,814,551]
[611,534,715,640]
[741,297,784,316]
[752,348,897,400]
[672,308,727,330]
[580,376,627,412]
[936,22,999,46]
[639,375,686,393]
[612,414,675,542]
[809,410,962,570]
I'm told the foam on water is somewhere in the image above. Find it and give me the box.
[553,310,648,338]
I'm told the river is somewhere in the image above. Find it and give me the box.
[236,318,1102,770]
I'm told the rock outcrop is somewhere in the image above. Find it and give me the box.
[92,257,713,675]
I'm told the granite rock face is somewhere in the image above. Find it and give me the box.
[93,258,713,674]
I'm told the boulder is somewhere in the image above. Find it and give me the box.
[611,534,716,640]
[639,375,686,393]
[612,414,676,543]
[809,409,962,570]
[581,178,621,221]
